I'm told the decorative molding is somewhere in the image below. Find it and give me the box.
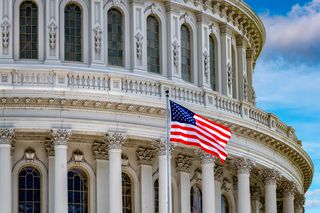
[233,157,254,175]
[153,138,172,155]
[227,62,232,89]
[24,148,36,162]
[294,193,305,209]
[51,129,71,146]
[222,178,231,192]
[105,132,126,150]
[179,12,192,25]
[191,168,202,185]
[93,25,102,53]
[44,139,54,156]
[176,154,192,173]
[136,147,156,165]
[144,3,161,14]
[1,19,10,48]
[243,76,248,100]
[0,128,14,145]
[209,23,218,35]
[280,180,296,197]
[48,20,57,49]
[203,50,209,78]
[260,168,280,185]
[72,149,84,163]
[214,165,224,182]
[108,0,123,7]
[194,149,215,164]
[92,141,108,160]
[172,40,180,68]
[250,185,261,201]
[135,32,143,60]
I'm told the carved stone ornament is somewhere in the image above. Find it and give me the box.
[194,149,215,164]
[93,141,108,160]
[227,62,232,89]
[0,128,15,145]
[214,165,224,182]
[280,180,296,197]
[294,193,305,209]
[136,147,156,165]
[250,185,261,201]
[192,168,202,184]
[260,168,280,185]
[209,23,217,35]
[243,76,248,100]
[144,3,161,14]
[105,132,126,150]
[44,140,55,156]
[24,148,36,162]
[109,0,122,7]
[51,129,71,146]
[93,25,102,53]
[135,32,143,59]
[72,149,84,163]
[48,21,57,49]
[222,178,231,192]
[203,50,209,77]
[1,19,10,48]
[172,40,180,68]
[232,157,254,175]
[180,12,191,25]
[153,138,172,155]
[176,154,192,173]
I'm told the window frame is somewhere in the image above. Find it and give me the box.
[146,15,161,74]
[180,24,192,83]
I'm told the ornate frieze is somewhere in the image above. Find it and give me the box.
[48,20,57,49]
[93,25,102,53]
[232,157,254,175]
[260,168,280,185]
[51,129,71,146]
[136,147,156,165]
[280,180,296,197]
[176,154,192,173]
[105,132,126,150]
[93,141,108,160]
[153,138,172,155]
[194,149,215,164]
[135,32,143,59]
[1,19,10,48]
[0,128,14,145]
[214,165,224,182]
[294,193,305,209]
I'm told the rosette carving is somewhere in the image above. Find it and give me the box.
[0,128,15,145]
[105,132,126,150]
[93,141,108,160]
[136,147,156,165]
[176,154,192,173]
[232,157,254,174]
[51,129,71,146]
[260,168,280,185]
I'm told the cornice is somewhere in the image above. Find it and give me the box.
[0,96,313,192]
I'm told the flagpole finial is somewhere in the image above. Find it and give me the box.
[165,90,169,98]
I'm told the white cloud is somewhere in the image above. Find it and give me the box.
[260,0,320,63]
[307,189,320,196]
[306,199,320,208]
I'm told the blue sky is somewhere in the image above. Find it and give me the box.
[245,0,320,212]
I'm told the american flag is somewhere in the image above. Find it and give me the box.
[170,101,231,163]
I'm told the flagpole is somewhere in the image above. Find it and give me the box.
[165,90,170,213]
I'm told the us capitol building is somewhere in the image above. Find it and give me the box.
[0,0,313,213]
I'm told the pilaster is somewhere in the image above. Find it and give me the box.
[91,0,105,65]
[45,0,60,62]
[236,36,247,101]
[0,0,13,60]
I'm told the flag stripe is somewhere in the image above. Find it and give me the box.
[195,114,231,135]
[193,120,230,143]
[194,114,232,138]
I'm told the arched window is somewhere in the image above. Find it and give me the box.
[18,167,41,213]
[108,8,123,66]
[209,36,216,90]
[68,168,88,213]
[191,185,202,213]
[181,25,191,82]
[65,3,82,61]
[20,1,38,59]
[147,16,160,74]
[221,195,230,213]
[154,179,159,213]
[122,172,133,213]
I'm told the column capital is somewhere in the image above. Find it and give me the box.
[153,138,172,155]
[232,157,254,175]
[93,141,108,160]
[136,147,156,165]
[44,139,55,156]
[260,168,280,185]
[51,129,71,146]
[294,193,305,209]
[105,132,126,150]
[175,154,192,173]
[214,165,224,182]
[0,128,15,145]
[280,180,296,197]
[194,149,215,164]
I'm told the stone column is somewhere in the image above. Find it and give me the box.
[44,140,55,213]
[215,165,224,213]
[137,147,156,213]
[106,133,125,213]
[281,181,296,213]
[51,129,71,213]
[0,128,14,213]
[196,150,215,213]
[233,157,254,213]
[155,138,172,213]
[294,193,305,213]
[93,142,109,213]
[260,169,280,213]
[176,154,192,213]
[251,186,262,213]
